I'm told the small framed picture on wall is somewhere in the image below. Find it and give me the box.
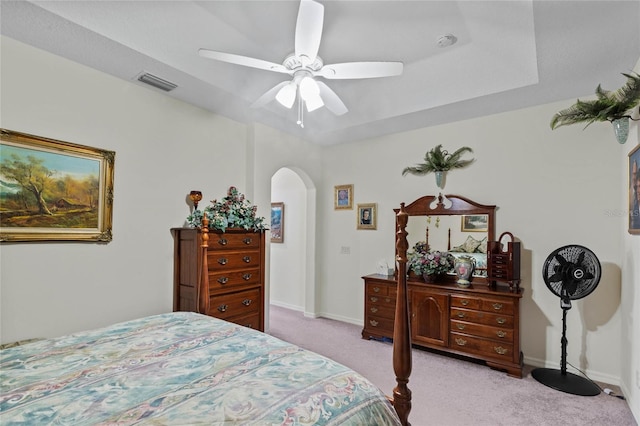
[357,203,377,230]
[271,202,284,243]
[334,184,353,210]
[629,144,640,235]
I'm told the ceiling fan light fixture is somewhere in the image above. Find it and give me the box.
[276,82,297,108]
[299,76,323,111]
[299,76,319,99]
[305,94,324,112]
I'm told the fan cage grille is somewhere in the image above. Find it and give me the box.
[542,245,601,300]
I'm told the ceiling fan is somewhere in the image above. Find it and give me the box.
[198,0,403,127]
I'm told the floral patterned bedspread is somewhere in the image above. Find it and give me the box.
[0,312,401,425]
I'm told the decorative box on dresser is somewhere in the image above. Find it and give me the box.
[363,274,523,377]
[172,227,266,331]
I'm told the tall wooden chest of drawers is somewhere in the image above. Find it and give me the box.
[172,228,266,331]
[362,274,523,377]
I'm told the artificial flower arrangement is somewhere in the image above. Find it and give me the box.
[407,240,455,276]
[186,186,268,232]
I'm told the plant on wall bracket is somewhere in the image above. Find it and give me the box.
[550,72,640,144]
[402,144,474,189]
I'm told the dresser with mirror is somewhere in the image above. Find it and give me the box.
[362,194,523,377]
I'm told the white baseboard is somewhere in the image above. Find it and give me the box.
[524,355,621,387]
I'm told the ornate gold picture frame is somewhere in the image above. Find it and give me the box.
[0,129,115,242]
[357,203,377,230]
[334,184,353,210]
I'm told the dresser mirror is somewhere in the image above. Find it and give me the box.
[395,194,496,282]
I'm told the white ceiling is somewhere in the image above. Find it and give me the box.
[1,0,639,145]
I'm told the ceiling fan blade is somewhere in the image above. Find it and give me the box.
[198,48,290,74]
[317,81,348,116]
[251,81,290,109]
[316,61,404,79]
[295,0,324,64]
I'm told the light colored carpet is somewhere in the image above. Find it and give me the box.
[268,305,637,426]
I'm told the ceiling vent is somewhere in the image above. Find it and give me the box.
[136,72,177,92]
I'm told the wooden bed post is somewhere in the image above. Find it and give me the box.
[198,215,210,315]
[393,203,412,425]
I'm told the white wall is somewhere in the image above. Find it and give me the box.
[318,100,624,385]
[0,36,249,342]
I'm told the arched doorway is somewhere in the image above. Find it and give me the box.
[269,167,317,316]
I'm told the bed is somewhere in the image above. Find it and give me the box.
[0,312,402,425]
[1,211,414,425]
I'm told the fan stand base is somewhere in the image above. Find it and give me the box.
[531,368,600,396]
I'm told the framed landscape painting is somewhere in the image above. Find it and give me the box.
[270,202,284,243]
[0,129,115,242]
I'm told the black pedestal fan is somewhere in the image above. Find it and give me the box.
[531,245,602,396]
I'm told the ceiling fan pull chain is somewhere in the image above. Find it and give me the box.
[297,92,304,128]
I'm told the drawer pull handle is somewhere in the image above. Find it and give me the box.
[456,323,466,330]
[370,307,378,313]
[385,297,392,303]
[243,256,251,263]
[370,297,378,303]
[455,338,467,346]
[243,237,253,245]
[218,258,228,265]
[461,299,470,306]
[373,286,380,293]
[218,238,228,246]
[242,299,252,306]
[457,312,466,319]
[496,330,507,338]
[496,317,506,324]
[494,346,508,355]
[217,277,228,284]
[217,304,228,313]
[242,273,252,281]
[492,303,503,311]
[245,324,253,328]
[369,320,379,327]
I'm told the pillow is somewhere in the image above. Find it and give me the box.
[475,237,488,253]
[452,235,482,253]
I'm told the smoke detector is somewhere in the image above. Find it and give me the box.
[437,34,458,48]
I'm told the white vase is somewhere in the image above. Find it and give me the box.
[612,117,629,144]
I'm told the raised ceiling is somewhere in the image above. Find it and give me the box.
[1,1,639,145]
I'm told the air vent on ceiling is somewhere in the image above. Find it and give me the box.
[136,72,177,92]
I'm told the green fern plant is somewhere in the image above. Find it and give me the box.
[550,72,640,129]
[402,144,474,176]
